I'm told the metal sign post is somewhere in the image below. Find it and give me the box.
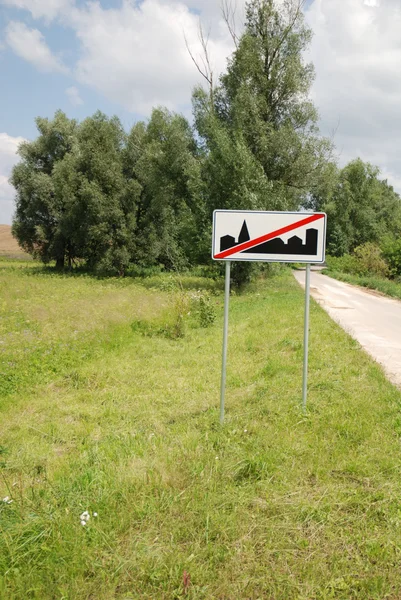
[220,261,231,424]
[302,264,311,411]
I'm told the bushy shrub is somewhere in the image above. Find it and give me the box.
[95,246,131,276]
[231,262,255,289]
[353,243,389,277]
[326,223,350,257]
[325,254,360,274]
[326,243,389,278]
[381,238,401,278]
[188,291,217,328]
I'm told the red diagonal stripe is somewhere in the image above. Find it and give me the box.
[214,213,324,259]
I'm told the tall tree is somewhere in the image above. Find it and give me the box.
[131,108,204,268]
[193,0,333,215]
[11,111,78,269]
[192,0,333,282]
[324,159,401,256]
[12,111,140,274]
[53,111,140,274]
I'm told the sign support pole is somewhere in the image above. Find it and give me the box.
[220,261,231,424]
[302,263,311,411]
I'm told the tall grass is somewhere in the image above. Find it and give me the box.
[1,259,401,598]
[324,269,401,300]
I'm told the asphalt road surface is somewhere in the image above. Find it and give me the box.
[293,269,401,387]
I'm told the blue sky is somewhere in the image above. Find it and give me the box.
[0,2,138,139]
[1,0,400,223]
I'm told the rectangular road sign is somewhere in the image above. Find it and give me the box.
[212,210,327,263]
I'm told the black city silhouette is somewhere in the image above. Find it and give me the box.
[220,220,318,256]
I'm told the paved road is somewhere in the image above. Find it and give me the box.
[293,269,401,387]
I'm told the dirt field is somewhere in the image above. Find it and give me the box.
[0,224,29,258]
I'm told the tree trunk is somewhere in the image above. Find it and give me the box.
[56,256,65,270]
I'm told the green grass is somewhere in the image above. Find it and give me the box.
[323,268,401,300]
[1,259,401,599]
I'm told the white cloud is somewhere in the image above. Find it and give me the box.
[3,0,401,195]
[306,0,401,192]
[0,133,25,225]
[158,0,247,32]
[66,85,83,106]
[2,0,246,26]
[0,176,16,224]
[1,0,73,23]
[68,0,234,114]
[5,21,68,73]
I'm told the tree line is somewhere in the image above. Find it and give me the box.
[11,0,401,281]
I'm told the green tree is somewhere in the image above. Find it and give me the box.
[194,0,332,211]
[325,159,401,256]
[11,111,78,269]
[54,112,140,274]
[192,0,333,282]
[12,111,140,274]
[131,108,204,268]
[306,161,339,212]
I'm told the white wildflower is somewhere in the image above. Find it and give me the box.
[244,429,248,433]
[80,520,86,526]
[2,496,12,504]
[80,510,90,524]
[93,512,98,517]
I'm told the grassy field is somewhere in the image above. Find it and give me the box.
[0,226,29,259]
[323,268,401,301]
[1,259,401,599]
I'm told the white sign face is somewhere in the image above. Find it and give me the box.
[212,210,327,263]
